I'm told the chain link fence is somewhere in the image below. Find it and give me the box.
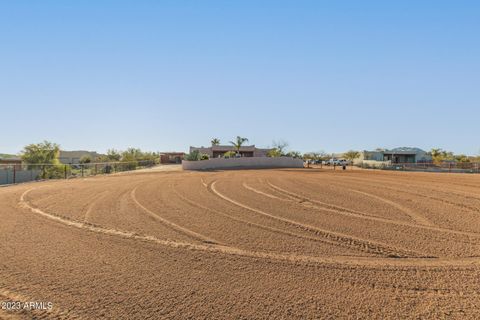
[0,160,156,185]
[359,161,480,174]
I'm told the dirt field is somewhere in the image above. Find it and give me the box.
[1,167,480,319]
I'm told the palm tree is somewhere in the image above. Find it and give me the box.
[211,138,220,146]
[229,136,249,156]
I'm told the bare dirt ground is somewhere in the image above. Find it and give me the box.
[1,168,480,319]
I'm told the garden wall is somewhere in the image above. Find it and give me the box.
[182,157,304,170]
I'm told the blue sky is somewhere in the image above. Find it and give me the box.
[1,1,479,155]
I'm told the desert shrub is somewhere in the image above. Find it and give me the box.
[267,148,282,157]
[79,155,92,164]
[285,151,302,158]
[41,164,65,179]
[223,151,237,158]
[185,150,201,161]
[123,161,138,170]
[98,149,122,162]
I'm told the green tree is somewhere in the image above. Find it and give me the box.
[267,140,289,157]
[97,149,121,162]
[344,150,360,162]
[185,150,209,161]
[229,136,249,155]
[442,151,454,161]
[79,155,92,164]
[223,151,236,158]
[139,151,159,162]
[267,149,282,157]
[429,148,455,164]
[121,148,142,169]
[285,151,302,158]
[21,141,60,165]
[106,149,121,161]
[429,148,443,164]
[303,151,327,162]
[211,138,220,146]
[121,148,143,161]
[454,154,470,163]
[303,153,314,161]
[21,141,63,178]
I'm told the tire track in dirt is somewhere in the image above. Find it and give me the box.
[330,175,480,215]
[296,175,480,238]
[242,182,282,200]
[171,184,373,255]
[317,277,480,297]
[211,181,425,258]
[342,189,433,226]
[264,181,388,220]
[267,180,480,239]
[18,188,480,269]
[273,177,434,226]
[130,187,218,244]
[334,174,480,204]
[83,191,110,223]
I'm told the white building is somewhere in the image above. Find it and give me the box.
[359,147,432,164]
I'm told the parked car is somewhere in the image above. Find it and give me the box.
[325,158,348,166]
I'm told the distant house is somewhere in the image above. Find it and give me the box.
[160,152,185,164]
[0,157,22,170]
[190,145,272,158]
[359,147,432,164]
[59,150,104,164]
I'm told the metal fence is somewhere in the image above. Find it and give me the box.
[0,160,156,185]
[359,161,480,174]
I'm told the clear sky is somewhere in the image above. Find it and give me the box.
[1,1,479,155]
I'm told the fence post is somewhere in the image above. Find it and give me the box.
[64,165,67,179]
[95,164,98,175]
[13,166,16,184]
[81,165,84,177]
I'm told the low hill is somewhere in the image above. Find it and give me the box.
[0,153,17,159]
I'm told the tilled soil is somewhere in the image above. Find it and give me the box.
[1,168,480,319]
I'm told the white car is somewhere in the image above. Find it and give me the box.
[325,158,348,166]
